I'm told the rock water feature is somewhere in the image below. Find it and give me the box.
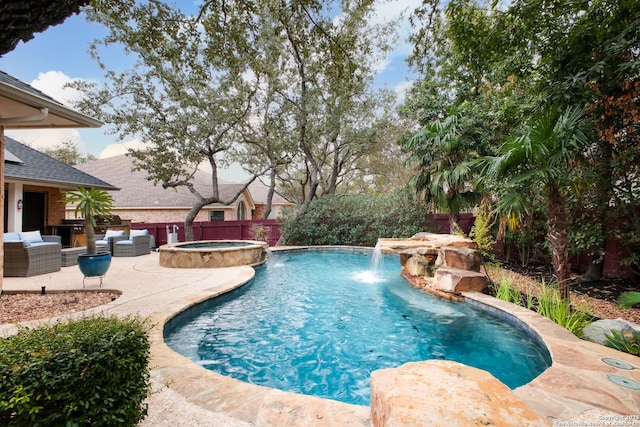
[370,233,550,426]
[377,232,489,300]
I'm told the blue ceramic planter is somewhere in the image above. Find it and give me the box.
[77,252,112,278]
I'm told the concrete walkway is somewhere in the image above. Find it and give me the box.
[2,251,639,426]
[2,252,258,426]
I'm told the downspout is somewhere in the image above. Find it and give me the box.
[0,107,49,125]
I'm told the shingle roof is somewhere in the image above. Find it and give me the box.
[4,137,118,190]
[73,154,252,208]
[248,180,292,205]
[0,71,61,105]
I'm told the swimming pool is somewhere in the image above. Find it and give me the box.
[164,248,551,406]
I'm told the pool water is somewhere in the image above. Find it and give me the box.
[164,249,551,406]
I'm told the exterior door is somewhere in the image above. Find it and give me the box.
[22,191,46,233]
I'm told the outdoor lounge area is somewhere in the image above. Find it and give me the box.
[3,229,154,274]
[2,250,638,426]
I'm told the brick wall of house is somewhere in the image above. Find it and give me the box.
[253,204,266,219]
[77,207,238,224]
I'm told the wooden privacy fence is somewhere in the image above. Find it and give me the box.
[131,214,476,248]
[131,220,283,247]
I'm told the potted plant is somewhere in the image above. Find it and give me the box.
[61,187,115,281]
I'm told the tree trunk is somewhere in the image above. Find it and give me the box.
[583,260,604,281]
[183,202,205,242]
[262,169,277,220]
[546,185,571,299]
[449,212,461,234]
[324,129,342,196]
[85,219,97,255]
[583,141,613,281]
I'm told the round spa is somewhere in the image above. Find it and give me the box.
[159,240,268,268]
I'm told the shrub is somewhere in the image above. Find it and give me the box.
[490,278,592,337]
[606,329,640,356]
[503,203,548,267]
[469,208,496,261]
[617,291,640,309]
[0,315,152,426]
[534,284,593,337]
[280,190,433,246]
[491,278,522,305]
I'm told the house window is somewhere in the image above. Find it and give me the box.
[210,210,225,221]
[237,201,246,220]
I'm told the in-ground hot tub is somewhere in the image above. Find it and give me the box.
[159,240,268,268]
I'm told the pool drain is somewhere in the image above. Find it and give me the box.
[602,357,636,370]
[608,375,640,391]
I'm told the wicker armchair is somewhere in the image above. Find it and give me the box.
[113,231,151,257]
[4,236,62,277]
[95,230,127,254]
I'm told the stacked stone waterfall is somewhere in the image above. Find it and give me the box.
[370,234,550,427]
[377,232,489,296]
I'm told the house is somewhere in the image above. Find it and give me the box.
[247,179,295,220]
[72,154,294,223]
[4,136,117,234]
[1,71,115,236]
[0,70,108,287]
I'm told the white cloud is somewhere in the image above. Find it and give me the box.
[370,0,422,70]
[5,71,103,153]
[393,80,415,105]
[30,71,86,107]
[99,139,148,158]
[6,128,82,151]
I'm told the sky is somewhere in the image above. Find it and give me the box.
[0,0,420,178]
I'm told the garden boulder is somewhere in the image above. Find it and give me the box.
[582,318,640,346]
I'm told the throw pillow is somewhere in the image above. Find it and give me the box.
[129,229,148,240]
[104,229,125,240]
[19,230,43,243]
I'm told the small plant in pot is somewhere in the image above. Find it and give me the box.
[61,187,115,284]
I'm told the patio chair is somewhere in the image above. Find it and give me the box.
[3,231,62,277]
[113,229,151,257]
[95,229,127,254]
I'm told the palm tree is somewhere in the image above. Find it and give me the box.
[61,187,115,255]
[402,111,481,233]
[482,106,592,298]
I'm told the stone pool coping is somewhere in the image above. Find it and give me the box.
[3,248,639,425]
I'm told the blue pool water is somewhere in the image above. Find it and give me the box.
[164,249,551,406]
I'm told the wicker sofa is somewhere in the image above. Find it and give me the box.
[113,229,151,257]
[4,231,62,277]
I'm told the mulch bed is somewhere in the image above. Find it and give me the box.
[486,260,640,324]
[0,291,119,325]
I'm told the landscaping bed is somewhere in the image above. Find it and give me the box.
[485,263,640,324]
[0,291,119,324]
